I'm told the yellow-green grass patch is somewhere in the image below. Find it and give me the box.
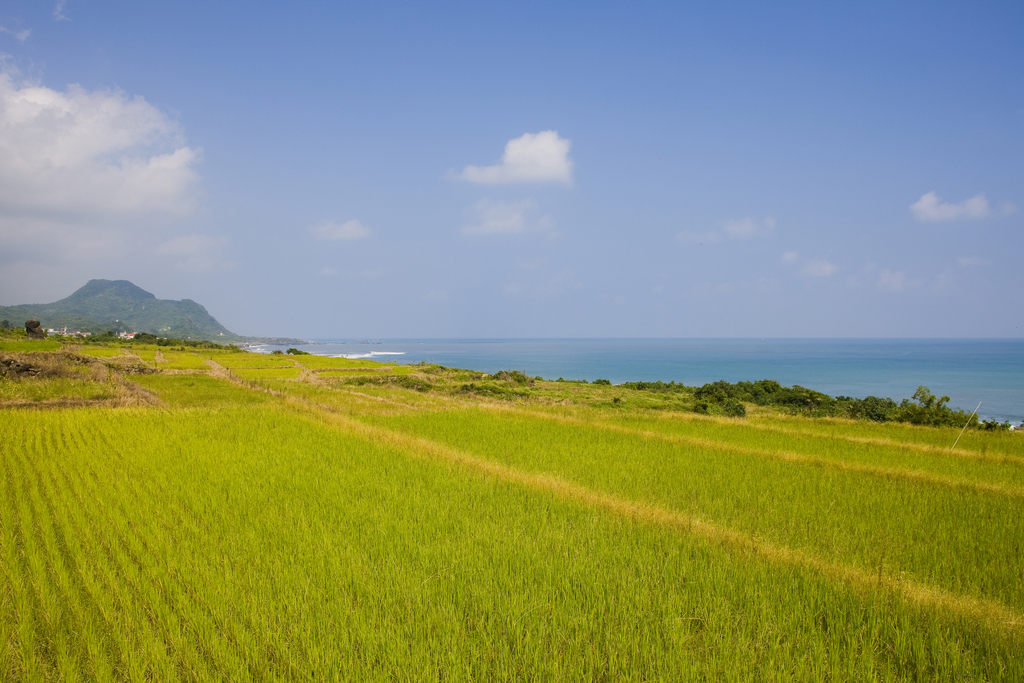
[231,367,302,380]
[2,405,1020,680]
[0,340,62,353]
[361,405,1024,614]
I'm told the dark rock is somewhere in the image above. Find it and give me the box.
[25,320,46,339]
[0,357,41,377]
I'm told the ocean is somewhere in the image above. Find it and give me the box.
[252,338,1024,424]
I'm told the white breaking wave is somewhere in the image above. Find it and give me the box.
[331,351,407,359]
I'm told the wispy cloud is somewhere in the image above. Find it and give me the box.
[723,216,776,238]
[459,131,573,184]
[957,256,989,268]
[53,1,70,21]
[0,24,31,42]
[801,259,837,277]
[910,191,1016,222]
[309,219,371,241]
[462,199,555,236]
[677,216,775,244]
[781,251,837,277]
[878,269,907,291]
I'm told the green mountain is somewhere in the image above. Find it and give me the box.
[0,280,237,341]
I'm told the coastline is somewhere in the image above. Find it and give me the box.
[250,338,1024,423]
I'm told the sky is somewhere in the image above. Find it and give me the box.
[0,1,1021,339]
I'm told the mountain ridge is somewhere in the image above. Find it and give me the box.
[0,280,237,341]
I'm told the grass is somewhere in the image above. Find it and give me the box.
[0,340,62,353]
[0,376,116,402]
[1,345,1022,680]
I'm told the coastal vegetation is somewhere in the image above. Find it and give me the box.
[1,333,1022,680]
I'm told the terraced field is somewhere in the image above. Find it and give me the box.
[1,344,1022,680]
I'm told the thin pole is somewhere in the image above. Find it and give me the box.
[951,402,981,451]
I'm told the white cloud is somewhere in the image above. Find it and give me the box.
[309,219,371,241]
[910,191,1016,222]
[723,216,775,239]
[781,251,837,277]
[53,1,69,21]
[459,131,573,184]
[0,71,201,217]
[957,256,989,268]
[462,199,555,236]
[320,267,339,277]
[677,216,774,244]
[801,259,837,277]
[0,71,205,294]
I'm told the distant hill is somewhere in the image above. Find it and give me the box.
[0,280,238,341]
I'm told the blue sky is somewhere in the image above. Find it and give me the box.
[0,1,1021,338]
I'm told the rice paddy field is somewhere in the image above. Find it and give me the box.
[1,342,1022,680]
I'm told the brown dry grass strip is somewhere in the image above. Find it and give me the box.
[285,400,1024,638]
[334,390,422,410]
[313,367,394,373]
[475,404,1024,499]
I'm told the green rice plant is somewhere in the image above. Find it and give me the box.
[231,367,303,381]
[0,377,116,402]
[2,405,1021,679]
[74,347,128,358]
[588,409,1024,488]
[0,340,62,353]
[155,351,210,370]
[216,354,299,368]
[291,355,386,369]
[363,406,1024,613]
[127,346,159,362]
[748,412,1024,457]
[130,374,274,408]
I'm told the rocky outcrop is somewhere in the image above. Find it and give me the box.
[0,357,42,377]
[25,320,46,339]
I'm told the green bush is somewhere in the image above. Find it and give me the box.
[723,400,746,417]
[491,370,532,386]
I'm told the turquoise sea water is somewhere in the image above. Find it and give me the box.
[256,339,1024,424]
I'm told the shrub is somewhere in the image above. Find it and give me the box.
[893,386,978,428]
[723,400,746,417]
[492,370,532,386]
